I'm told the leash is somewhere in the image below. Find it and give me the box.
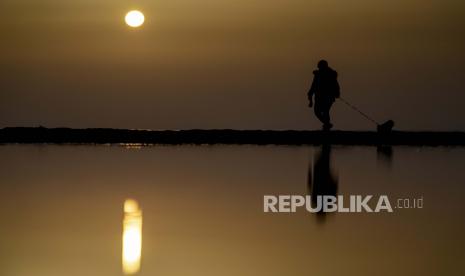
[338,97,378,125]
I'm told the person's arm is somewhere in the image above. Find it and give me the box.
[308,71,318,107]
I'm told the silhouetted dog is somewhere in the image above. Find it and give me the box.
[377,120,395,133]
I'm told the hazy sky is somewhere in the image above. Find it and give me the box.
[1,0,464,130]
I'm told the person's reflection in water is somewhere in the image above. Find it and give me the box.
[307,144,338,223]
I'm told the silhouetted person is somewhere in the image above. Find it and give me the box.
[307,144,338,223]
[308,60,340,130]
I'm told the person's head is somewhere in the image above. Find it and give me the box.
[317,59,329,70]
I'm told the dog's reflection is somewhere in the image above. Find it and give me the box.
[377,145,394,168]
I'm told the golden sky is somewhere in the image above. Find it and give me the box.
[1,0,464,130]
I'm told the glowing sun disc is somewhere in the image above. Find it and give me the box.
[125,10,145,28]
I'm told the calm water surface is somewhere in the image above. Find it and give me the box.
[0,145,464,276]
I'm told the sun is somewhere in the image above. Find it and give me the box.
[125,10,145,28]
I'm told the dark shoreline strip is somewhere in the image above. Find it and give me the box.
[0,127,464,146]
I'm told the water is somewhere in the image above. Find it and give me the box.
[0,145,464,276]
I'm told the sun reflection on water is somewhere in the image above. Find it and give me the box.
[122,199,142,274]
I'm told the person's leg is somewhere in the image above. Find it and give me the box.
[314,102,325,124]
[316,102,331,124]
[320,100,333,129]
[321,105,331,125]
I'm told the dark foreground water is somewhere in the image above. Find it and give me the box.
[0,145,464,276]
